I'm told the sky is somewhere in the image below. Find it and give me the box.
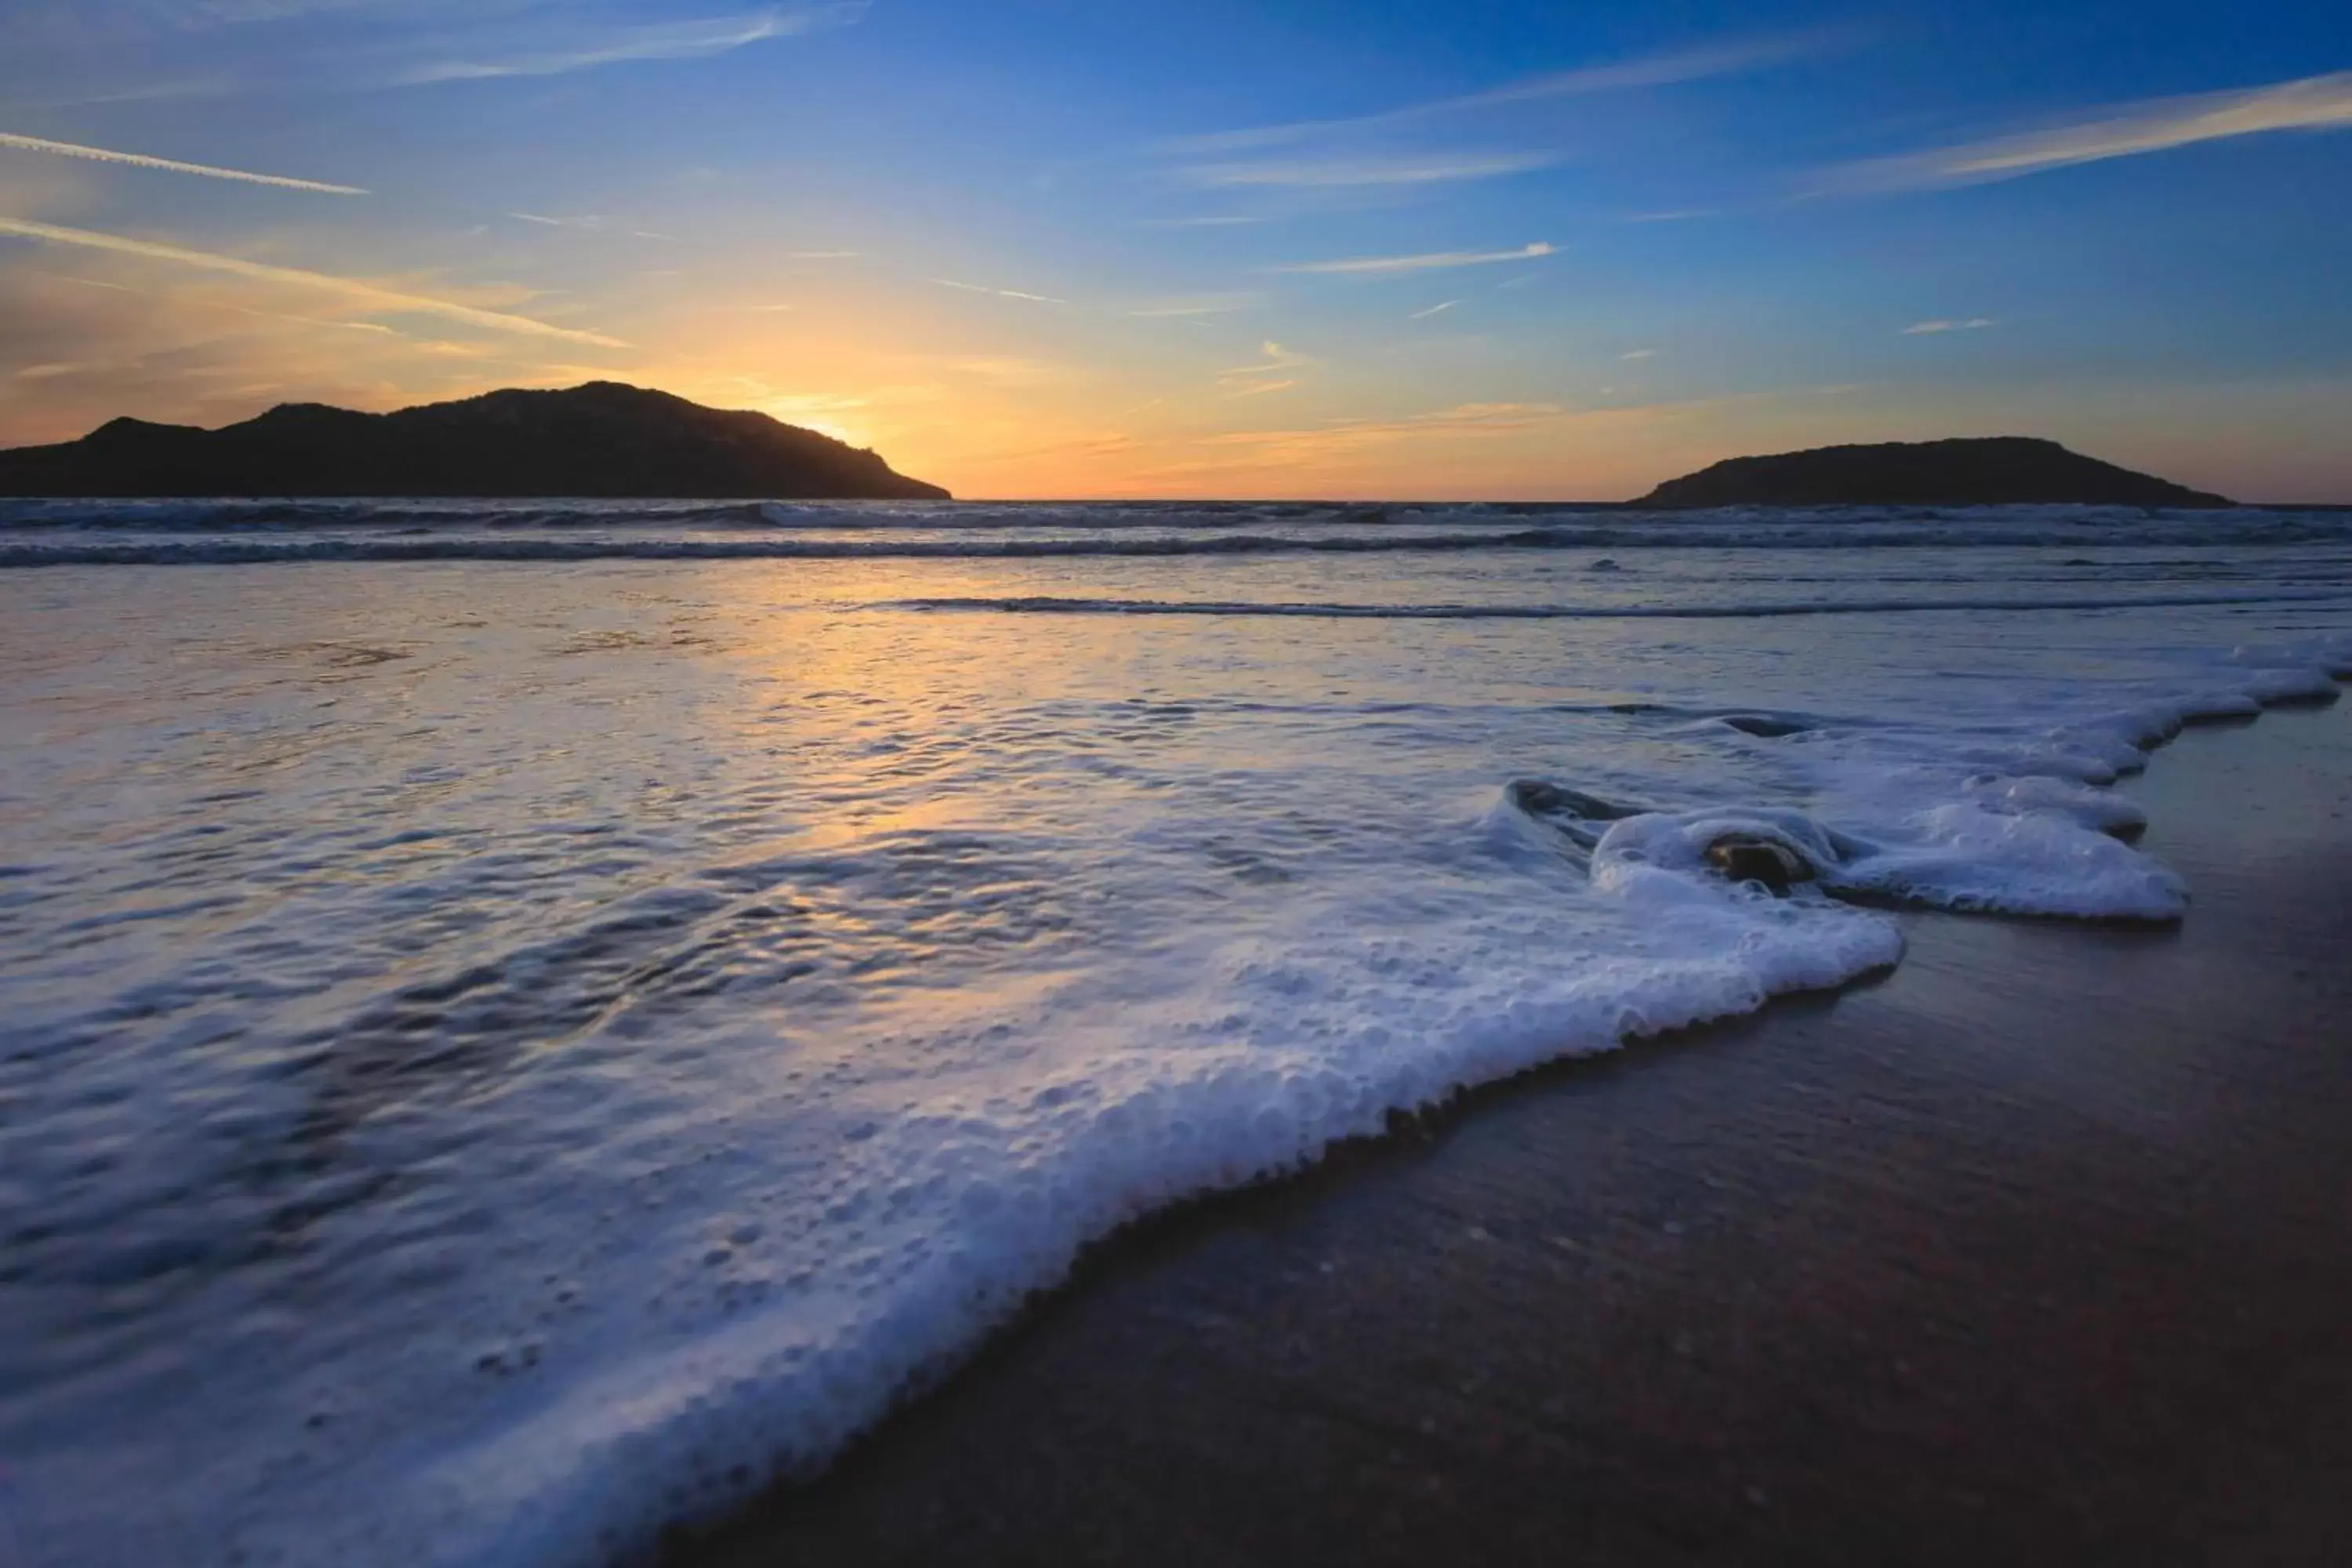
[0,0,2347,500]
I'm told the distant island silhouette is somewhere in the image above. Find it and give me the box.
[0,382,949,501]
[1637,437,2232,509]
[0,394,2252,510]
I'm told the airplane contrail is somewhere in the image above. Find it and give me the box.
[0,217,626,347]
[0,131,366,195]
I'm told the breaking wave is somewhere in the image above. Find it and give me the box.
[881,589,2352,619]
[3,498,2350,568]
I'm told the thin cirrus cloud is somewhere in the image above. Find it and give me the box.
[1385,32,1838,121]
[397,4,867,85]
[0,131,365,194]
[930,278,1068,305]
[1221,340,1309,373]
[1828,70,2352,191]
[1902,318,1995,335]
[1167,32,1835,155]
[1195,402,1580,458]
[1129,294,1255,318]
[1275,241,1554,277]
[510,212,675,240]
[2,2,872,103]
[1218,340,1310,394]
[1182,151,1556,189]
[1408,299,1463,320]
[0,216,628,346]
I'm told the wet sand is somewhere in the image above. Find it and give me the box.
[670,700,2352,1568]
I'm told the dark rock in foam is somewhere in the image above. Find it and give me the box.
[0,381,950,500]
[1704,836,1820,895]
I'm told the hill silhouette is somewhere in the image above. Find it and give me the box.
[1638,437,2230,509]
[0,382,949,500]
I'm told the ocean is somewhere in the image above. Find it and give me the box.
[3,499,2349,1566]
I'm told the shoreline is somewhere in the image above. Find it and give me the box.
[669,698,2352,1566]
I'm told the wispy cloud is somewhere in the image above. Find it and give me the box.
[1275,241,1554,277]
[1145,213,1270,227]
[1196,401,1578,459]
[948,356,1066,386]
[1128,292,1257,318]
[1409,299,1463,321]
[0,216,626,345]
[4,1,871,103]
[1183,151,1555,188]
[1221,340,1310,375]
[508,212,672,239]
[399,4,865,85]
[1218,340,1311,395]
[1403,34,1835,116]
[757,390,869,415]
[953,430,1143,468]
[217,303,405,337]
[930,277,1068,304]
[1168,32,1835,154]
[1621,347,1657,359]
[42,272,142,294]
[1901,318,1995,335]
[0,130,365,194]
[1829,71,2352,191]
[93,2,389,28]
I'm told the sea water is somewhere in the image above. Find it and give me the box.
[2,500,2348,1566]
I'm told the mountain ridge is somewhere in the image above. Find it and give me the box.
[0,382,950,500]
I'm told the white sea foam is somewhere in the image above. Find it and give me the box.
[0,535,2346,1566]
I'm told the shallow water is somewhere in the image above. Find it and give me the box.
[2,503,2348,1566]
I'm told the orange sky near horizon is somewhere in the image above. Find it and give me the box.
[4,5,2349,504]
[5,237,2341,503]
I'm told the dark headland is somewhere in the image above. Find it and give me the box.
[0,381,949,500]
[1637,436,2232,509]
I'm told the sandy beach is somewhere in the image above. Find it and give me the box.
[673,698,2352,1567]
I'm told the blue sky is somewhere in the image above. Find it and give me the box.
[1,0,2346,497]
